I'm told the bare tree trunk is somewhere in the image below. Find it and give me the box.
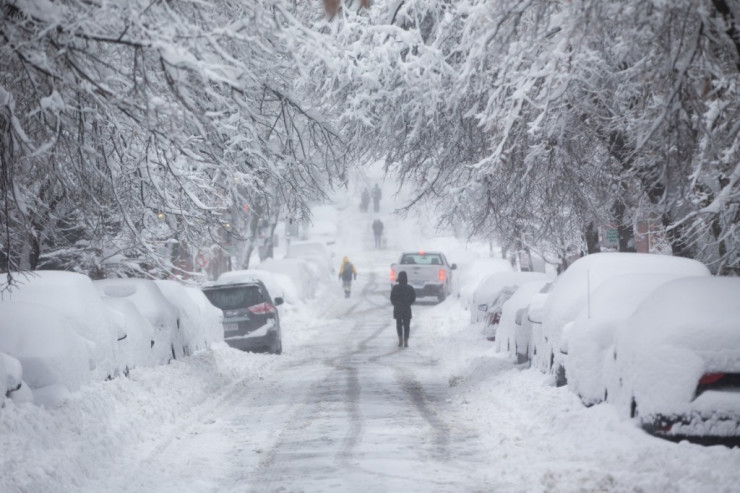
[584,221,601,254]
[611,201,636,252]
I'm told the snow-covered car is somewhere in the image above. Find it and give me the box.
[94,279,184,365]
[0,302,92,407]
[1,271,120,381]
[565,271,710,406]
[255,257,318,302]
[216,269,293,304]
[155,280,223,355]
[533,253,710,386]
[495,279,551,363]
[285,240,335,279]
[603,276,740,439]
[1,351,31,404]
[99,295,157,372]
[470,271,550,328]
[455,258,513,306]
[526,290,551,371]
[202,279,284,354]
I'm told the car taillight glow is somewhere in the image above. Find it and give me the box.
[390,268,396,282]
[438,269,445,281]
[248,302,275,315]
[698,372,725,386]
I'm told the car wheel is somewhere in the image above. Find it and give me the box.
[273,339,283,355]
[437,291,446,303]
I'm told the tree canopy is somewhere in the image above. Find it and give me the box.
[2,0,738,284]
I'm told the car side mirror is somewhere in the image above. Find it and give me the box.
[451,263,457,270]
[274,297,284,306]
[117,327,128,341]
[477,303,488,312]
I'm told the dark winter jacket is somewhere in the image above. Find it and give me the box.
[339,257,357,281]
[372,219,384,234]
[390,271,416,320]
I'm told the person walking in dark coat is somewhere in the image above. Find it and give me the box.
[339,256,357,298]
[390,271,416,347]
[372,219,384,248]
[371,184,382,212]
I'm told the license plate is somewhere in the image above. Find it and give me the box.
[223,323,239,332]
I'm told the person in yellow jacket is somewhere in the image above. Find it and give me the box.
[338,256,357,298]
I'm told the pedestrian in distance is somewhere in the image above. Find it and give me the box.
[338,256,357,298]
[372,219,384,249]
[360,188,370,213]
[371,184,382,213]
[390,271,416,348]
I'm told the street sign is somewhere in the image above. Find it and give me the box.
[604,227,619,248]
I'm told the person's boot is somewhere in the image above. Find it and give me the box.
[398,337,403,347]
[403,338,408,348]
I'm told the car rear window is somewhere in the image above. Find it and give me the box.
[203,285,264,310]
[400,254,443,265]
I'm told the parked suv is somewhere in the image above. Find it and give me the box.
[202,280,284,354]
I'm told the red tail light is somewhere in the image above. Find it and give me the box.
[248,302,276,315]
[438,269,446,281]
[390,268,396,282]
[698,373,725,385]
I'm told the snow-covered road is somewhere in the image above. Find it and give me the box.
[77,270,494,492]
[66,272,740,493]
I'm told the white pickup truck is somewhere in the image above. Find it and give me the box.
[390,251,457,302]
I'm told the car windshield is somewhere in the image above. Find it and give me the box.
[203,285,264,310]
[401,253,443,265]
